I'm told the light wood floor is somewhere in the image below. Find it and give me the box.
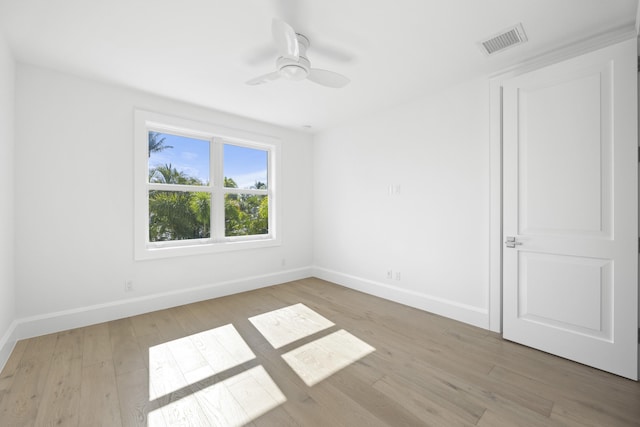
[1,278,639,426]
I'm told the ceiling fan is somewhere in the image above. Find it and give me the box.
[246,19,350,89]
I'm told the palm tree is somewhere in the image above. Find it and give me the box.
[149,190,206,241]
[224,177,238,188]
[148,132,173,157]
[149,163,201,185]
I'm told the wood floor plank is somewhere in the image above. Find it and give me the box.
[550,398,640,427]
[79,360,122,426]
[0,339,28,404]
[109,318,146,377]
[326,367,431,426]
[116,367,151,427]
[252,405,300,427]
[445,325,632,399]
[2,277,639,426]
[148,338,191,401]
[149,308,189,342]
[488,362,640,425]
[371,363,485,426]
[135,332,167,371]
[82,322,113,367]
[189,380,250,426]
[33,329,84,426]
[305,379,389,427]
[0,333,57,426]
[186,300,229,331]
[0,339,28,384]
[167,304,208,336]
[251,342,313,395]
[130,312,162,338]
[155,391,213,426]
[373,375,479,427]
[367,355,487,425]
[476,409,563,427]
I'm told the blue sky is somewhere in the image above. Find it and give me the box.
[149,132,268,189]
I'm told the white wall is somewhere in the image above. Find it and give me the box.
[13,64,313,335]
[0,33,16,366]
[313,77,491,328]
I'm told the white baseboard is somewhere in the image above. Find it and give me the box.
[312,266,489,329]
[0,267,312,371]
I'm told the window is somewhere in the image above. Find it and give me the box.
[135,110,280,259]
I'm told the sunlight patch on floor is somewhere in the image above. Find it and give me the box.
[281,329,376,386]
[147,365,286,426]
[149,324,255,400]
[147,303,375,425]
[248,303,335,349]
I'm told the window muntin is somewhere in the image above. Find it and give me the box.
[135,110,280,259]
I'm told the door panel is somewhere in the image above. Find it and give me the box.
[518,252,612,339]
[502,38,637,379]
[519,71,610,237]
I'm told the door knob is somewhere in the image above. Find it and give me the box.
[504,236,523,248]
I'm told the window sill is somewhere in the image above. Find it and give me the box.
[135,237,281,260]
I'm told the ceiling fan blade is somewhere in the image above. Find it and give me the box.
[307,68,350,88]
[246,71,281,86]
[272,19,299,60]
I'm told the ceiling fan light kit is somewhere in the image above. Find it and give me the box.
[246,19,350,88]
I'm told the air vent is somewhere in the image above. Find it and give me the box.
[479,23,528,56]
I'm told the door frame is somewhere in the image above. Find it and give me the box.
[487,27,637,333]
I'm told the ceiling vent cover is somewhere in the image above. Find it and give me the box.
[479,23,528,56]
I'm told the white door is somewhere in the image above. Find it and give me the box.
[502,38,638,380]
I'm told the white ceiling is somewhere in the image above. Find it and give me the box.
[0,0,637,131]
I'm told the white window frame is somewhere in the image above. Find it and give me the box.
[134,110,281,260]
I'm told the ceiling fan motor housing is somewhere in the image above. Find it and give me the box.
[277,56,310,80]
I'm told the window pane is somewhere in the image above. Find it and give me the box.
[149,190,211,242]
[148,132,210,186]
[223,144,268,189]
[225,194,268,236]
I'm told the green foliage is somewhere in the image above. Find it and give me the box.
[224,194,268,237]
[149,190,209,241]
[148,162,268,241]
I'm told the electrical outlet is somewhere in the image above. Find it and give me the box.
[395,272,401,281]
[124,280,133,292]
[386,270,393,280]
